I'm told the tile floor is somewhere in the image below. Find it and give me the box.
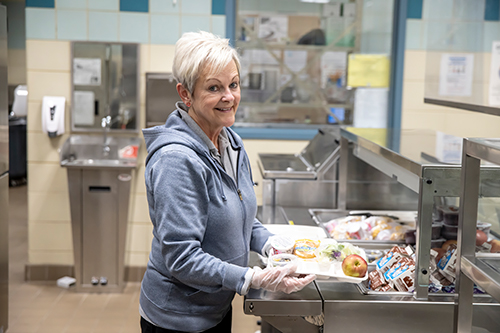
[7,185,261,333]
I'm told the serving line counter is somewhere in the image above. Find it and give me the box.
[246,128,500,332]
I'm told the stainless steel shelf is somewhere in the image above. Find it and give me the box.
[340,129,500,301]
[424,98,500,118]
[460,257,500,301]
[240,101,353,109]
[236,40,355,52]
[455,137,500,332]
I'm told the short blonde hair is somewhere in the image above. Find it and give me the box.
[172,31,241,93]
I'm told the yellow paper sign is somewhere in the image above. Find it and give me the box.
[347,54,390,88]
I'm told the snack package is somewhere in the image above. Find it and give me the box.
[437,243,457,283]
[293,239,321,259]
[375,246,407,272]
[375,284,395,292]
[392,262,416,292]
[368,269,386,290]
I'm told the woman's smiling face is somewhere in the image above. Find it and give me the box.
[188,60,240,142]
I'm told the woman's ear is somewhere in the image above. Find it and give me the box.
[176,83,191,106]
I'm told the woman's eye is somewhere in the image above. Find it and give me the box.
[208,86,218,92]
[230,82,239,89]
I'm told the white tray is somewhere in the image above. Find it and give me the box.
[295,259,369,283]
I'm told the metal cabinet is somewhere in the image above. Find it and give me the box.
[60,135,140,292]
[67,168,133,293]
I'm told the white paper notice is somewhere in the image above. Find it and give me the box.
[438,54,474,96]
[435,131,462,164]
[353,88,388,128]
[258,16,288,42]
[489,41,500,106]
[73,91,95,126]
[73,58,101,86]
[320,51,347,88]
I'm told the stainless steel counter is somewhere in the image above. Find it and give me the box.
[245,281,500,333]
[317,281,500,333]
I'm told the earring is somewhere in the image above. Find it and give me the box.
[186,101,191,107]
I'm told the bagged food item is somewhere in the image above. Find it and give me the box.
[293,239,321,259]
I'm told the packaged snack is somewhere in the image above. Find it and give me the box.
[376,284,395,292]
[368,270,386,290]
[293,239,321,259]
[437,243,457,283]
[392,262,416,292]
[375,246,407,272]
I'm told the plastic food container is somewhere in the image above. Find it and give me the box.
[431,238,446,248]
[268,253,298,268]
[432,222,443,239]
[440,206,459,226]
[477,221,492,237]
[405,229,416,245]
[269,235,295,256]
[365,249,384,263]
[441,223,458,240]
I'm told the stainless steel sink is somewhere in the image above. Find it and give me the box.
[60,135,140,169]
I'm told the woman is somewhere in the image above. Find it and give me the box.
[140,31,315,333]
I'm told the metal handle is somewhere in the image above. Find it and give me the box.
[88,186,111,192]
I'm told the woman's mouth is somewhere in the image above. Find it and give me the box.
[215,107,232,112]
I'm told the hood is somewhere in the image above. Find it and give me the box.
[142,109,211,166]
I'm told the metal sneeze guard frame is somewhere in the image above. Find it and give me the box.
[455,138,500,333]
[339,128,500,300]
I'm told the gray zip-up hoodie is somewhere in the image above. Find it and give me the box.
[140,110,272,332]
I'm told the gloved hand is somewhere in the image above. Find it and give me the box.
[250,264,316,294]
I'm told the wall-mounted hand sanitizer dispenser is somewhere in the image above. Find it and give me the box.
[42,96,65,137]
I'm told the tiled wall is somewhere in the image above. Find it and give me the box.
[25,0,226,43]
[23,0,500,273]
[402,0,500,136]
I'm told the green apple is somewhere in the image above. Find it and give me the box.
[341,254,368,278]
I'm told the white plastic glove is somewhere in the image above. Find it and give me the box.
[250,264,316,294]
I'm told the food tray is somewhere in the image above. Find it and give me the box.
[261,225,368,283]
[295,255,369,283]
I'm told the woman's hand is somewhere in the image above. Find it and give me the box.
[250,264,316,294]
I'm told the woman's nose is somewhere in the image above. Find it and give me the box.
[221,87,235,102]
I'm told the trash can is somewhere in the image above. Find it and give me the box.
[60,135,140,293]
[8,116,27,186]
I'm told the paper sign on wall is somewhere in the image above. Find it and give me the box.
[73,91,95,126]
[347,54,390,88]
[73,58,101,86]
[353,87,388,128]
[438,53,474,97]
[489,41,500,106]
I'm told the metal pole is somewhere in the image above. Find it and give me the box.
[387,0,408,152]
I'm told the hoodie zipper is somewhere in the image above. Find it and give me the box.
[237,189,242,201]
